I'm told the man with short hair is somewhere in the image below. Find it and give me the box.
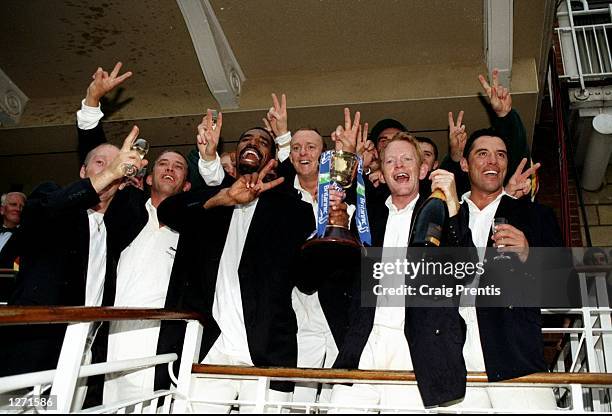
[0,192,26,269]
[2,127,145,379]
[73,62,195,405]
[158,110,315,413]
[102,148,192,405]
[220,151,237,178]
[415,136,439,173]
[330,132,466,410]
[445,127,559,409]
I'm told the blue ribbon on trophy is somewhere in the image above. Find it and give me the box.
[314,150,371,246]
[355,157,372,245]
[317,150,333,238]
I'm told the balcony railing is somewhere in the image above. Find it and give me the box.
[556,0,612,91]
[0,266,611,413]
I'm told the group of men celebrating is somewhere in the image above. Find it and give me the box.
[1,61,562,412]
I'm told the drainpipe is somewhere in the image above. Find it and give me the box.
[582,113,612,191]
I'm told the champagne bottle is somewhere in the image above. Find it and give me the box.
[409,189,448,247]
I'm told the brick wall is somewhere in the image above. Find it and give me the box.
[531,101,584,247]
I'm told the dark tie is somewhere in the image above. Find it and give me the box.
[0,227,14,234]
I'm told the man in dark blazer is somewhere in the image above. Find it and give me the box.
[449,127,560,409]
[0,192,26,271]
[1,129,145,378]
[330,133,467,410]
[157,112,315,413]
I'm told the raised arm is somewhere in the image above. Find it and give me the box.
[196,109,227,187]
[77,62,132,164]
[479,68,530,179]
[264,93,292,162]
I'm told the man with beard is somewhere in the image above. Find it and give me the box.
[157,110,315,412]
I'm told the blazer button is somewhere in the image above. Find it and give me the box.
[435,329,440,335]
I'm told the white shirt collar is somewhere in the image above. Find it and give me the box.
[385,194,420,215]
[293,175,316,205]
[461,190,509,212]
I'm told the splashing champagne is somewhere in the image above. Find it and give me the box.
[122,138,150,177]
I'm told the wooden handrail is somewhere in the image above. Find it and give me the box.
[0,268,17,278]
[575,265,612,273]
[193,365,612,386]
[0,306,205,326]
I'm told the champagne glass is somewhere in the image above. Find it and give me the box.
[123,138,150,177]
[492,217,511,260]
[210,109,218,131]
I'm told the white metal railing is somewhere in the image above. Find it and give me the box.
[556,0,612,91]
[2,268,612,413]
[0,307,204,414]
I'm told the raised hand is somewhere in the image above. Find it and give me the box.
[448,111,467,162]
[205,160,285,208]
[91,126,147,192]
[356,122,378,169]
[265,93,288,137]
[85,62,132,107]
[504,158,540,199]
[478,68,512,118]
[331,108,361,153]
[367,169,383,188]
[196,109,223,161]
[429,169,460,217]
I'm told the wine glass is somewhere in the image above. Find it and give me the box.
[123,138,150,177]
[210,109,218,131]
[492,217,511,260]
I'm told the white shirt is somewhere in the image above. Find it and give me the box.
[104,199,179,404]
[85,210,106,307]
[76,99,103,130]
[198,131,292,186]
[212,199,259,365]
[0,226,16,254]
[374,195,419,329]
[461,190,508,254]
[458,190,508,372]
[113,199,178,307]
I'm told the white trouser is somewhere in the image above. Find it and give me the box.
[330,324,423,413]
[292,290,338,409]
[449,308,557,410]
[103,320,161,406]
[190,340,292,413]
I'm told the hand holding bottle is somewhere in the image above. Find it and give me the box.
[429,169,460,217]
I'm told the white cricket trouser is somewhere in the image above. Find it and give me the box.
[292,290,338,410]
[448,307,557,410]
[329,325,423,413]
[190,340,292,413]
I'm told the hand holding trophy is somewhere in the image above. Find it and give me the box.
[302,108,371,253]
